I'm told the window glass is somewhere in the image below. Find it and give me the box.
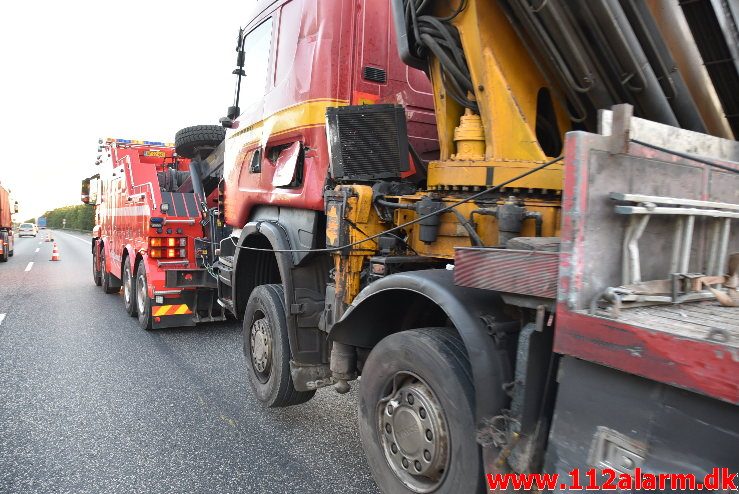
[240,19,274,110]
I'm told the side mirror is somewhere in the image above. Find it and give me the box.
[81,177,91,204]
[90,179,99,204]
[222,27,246,129]
[13,201,18,213]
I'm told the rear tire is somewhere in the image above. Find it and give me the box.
[123,257,137,317]
[242,284,315,407]
[358,328,486,494]
[136,262,153,330]
[174,125,225,159]
[101,249,120,294]
[92,242,102,286]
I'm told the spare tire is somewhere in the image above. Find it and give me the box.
[175,125,226,159]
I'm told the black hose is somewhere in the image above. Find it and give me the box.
[401,0,478,111]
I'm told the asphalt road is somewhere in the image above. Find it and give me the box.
[0,230,380,494]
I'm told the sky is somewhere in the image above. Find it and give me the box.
[0,0,255,220]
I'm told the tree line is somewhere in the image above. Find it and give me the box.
[24,205,95,231]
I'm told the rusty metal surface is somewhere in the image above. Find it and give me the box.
[555,302,738,405]
[556,111,739,404]
[455,248,560,298]
[608,300,738,337]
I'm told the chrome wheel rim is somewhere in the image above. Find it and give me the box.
[124,265,132,306]
[250,312,272,383]
[137,274,147,314]
[378,372,450,493]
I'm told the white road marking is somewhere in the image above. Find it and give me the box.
[25,262,33,272]
[55,230,91,245]
[38,241,42,245]
[0,314,5,326]
[35,248,39,253]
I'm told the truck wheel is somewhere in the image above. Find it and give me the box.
[92,242,102,286]
[101,250,120,294]
[0,232,8,262]
[174,125,225,159]
[136,262,153,330]
[359,328,486,494]
[242,284,316,407]
[123,257,138,317]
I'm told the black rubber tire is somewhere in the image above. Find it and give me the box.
[242,284,316,407]
[136,262,153,330]
[0,232,8,262]
[174,125,225,159]
[123,257,137,317]
[92,242,103,286]
[359,328,486,494]
[101,249,120,294]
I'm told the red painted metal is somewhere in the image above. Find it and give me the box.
[0,185,11,231]
[554,304,738,404]
[223,0,438,228]
[94,140,206,320]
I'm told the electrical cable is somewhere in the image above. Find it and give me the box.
[631,139,739,174]
[228,155,563,254]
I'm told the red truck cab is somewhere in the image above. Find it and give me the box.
[222,0,438,227]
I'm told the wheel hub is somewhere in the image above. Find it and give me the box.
[250,317,272,381]
[137,275,146,314]
[124,267,132,304]
[379,377,449,493]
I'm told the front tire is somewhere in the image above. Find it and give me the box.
[242,284,315,407]
[359,328,485,494]
[92,242,103,286]
[123,257,137,317]
[136,262,153,330]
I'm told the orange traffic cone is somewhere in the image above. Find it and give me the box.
[45,231,52,242]
[50,242,60,261]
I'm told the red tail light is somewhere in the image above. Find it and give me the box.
[149,237,187,258]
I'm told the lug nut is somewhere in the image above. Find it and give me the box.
[426,429,433,441]
[387,404,394,416]
[415,461,422,472]
[385,423,392,434]
[419,407,426,419]
[407,394,414,405]
[424,450,431,461]
[402,458,409,469]
[391,443,398,454]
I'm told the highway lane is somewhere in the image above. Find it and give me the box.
[0,230,379,494]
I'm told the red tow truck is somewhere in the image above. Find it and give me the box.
[0,184,18,262]
[82,135,226,329]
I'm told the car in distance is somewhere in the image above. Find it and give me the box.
[18,223,37,237]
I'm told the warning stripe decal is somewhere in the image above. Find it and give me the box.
[152,304,193,317]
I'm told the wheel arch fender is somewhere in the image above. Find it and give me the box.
[233,220,294,318]
[120,243,137,279]
[329,269,515,422]
[233,216,331,369]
